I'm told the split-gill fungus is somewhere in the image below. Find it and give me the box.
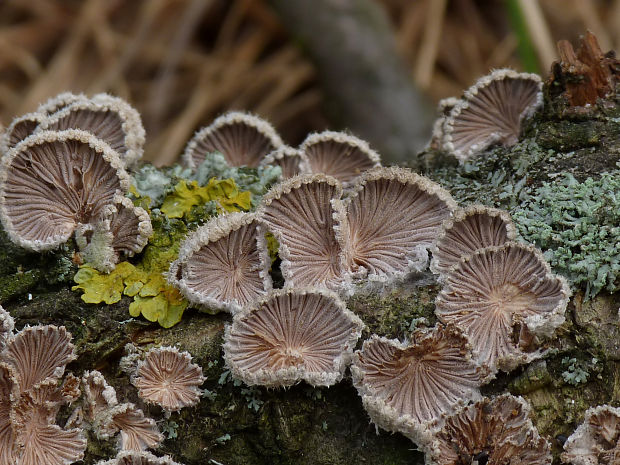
[168,211,272,314]
[0,129,131,251]
[132,346,205,414]
[298,130,382,185]
[351,323,487,445]
[182,111,283,169]
[223,288,364,387]
[562,405,620,465]
[429,204,517,278]
[435,242,570,374]
[440,68,542,162]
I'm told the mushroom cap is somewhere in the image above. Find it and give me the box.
[76,194,152,272]
[36,92,89,116]
[168,212,272,313]
[0,129,131,251]
[133,346,205,412]
[435,242,570,373]
[101,403,163,451]
[82,370,119,422]
[427,394,552,465]
[258,174,348,290]
[429,205,517,277]
[299,131,381,185]
[260,145,309,179]
[0,362,18,464]
[351,324,485,444]
[3,325,76,393]
[97,450,183,465]
[224,288,364,387]
[443,68,543,162]
[561,405,620,465]
[0,112,47,155]
[0,306,15,351]
[182,111,283,169]
[37,93,146,167]
[339,167,456,283]
[11,381,87,465]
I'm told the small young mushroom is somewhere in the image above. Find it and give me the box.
[133,346,205,413]
[37,93,146,167]
[427,394,552,465]
[0,129,131,251]
[168,212,272,313]
[182,111,283,169]
[224,288,364,387]
[0,112,47,155]
[298,131,381,185]
[260,145,309,179]
[561,405,620,465]
[430,205,517,277]
[103,403,163,451]
[442,68,543,162]
[351,324,486,444]
[75,194,152,272]
[435,242,570,373]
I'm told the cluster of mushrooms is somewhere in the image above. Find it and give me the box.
[0,305,204,465]
[0,68,618,464]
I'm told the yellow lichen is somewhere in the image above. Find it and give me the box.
[161,178,251,218]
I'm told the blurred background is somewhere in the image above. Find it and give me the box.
[1,0,619,165]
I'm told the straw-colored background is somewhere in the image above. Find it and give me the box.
[1,0,618,165]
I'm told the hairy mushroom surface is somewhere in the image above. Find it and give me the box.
[97,451,183,465]
[38,93,145,167]
[258,174,347,290]
[340,167,456,282]
[435,242,570,373]
[224,288,364,387]
[133,347,205,413]
[168,212,272,313]
[260,145,308,179]
[0,112,47,155]
[299,131,381,185]
[430,205,516,277]
[351,324,485,444]
[0,129,130,251]
[562,405,620,465]
[0,321,86,465]
[427,394,552,465]
[182,111,283,169]
[442,68,543,162]
[76,194,152,272]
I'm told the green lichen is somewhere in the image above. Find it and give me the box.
[161,178,252,219]
[132,152,282,210]
[513,172,620,298]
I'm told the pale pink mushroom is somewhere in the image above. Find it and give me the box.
[299,131,381,185]
[0,129,130,251]
[427,394,552,465]
[430,204,517,277]
[562,405,620,465]
[435,242,570,373]
[168,212,272,313]
[351,324,486,444]
[182,111,283,169]
[224,288,364,387]
[133,347,205,413]
[443,69,543,161]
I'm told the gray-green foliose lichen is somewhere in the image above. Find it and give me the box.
[421,106,620,299]
[133,152,282,209]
